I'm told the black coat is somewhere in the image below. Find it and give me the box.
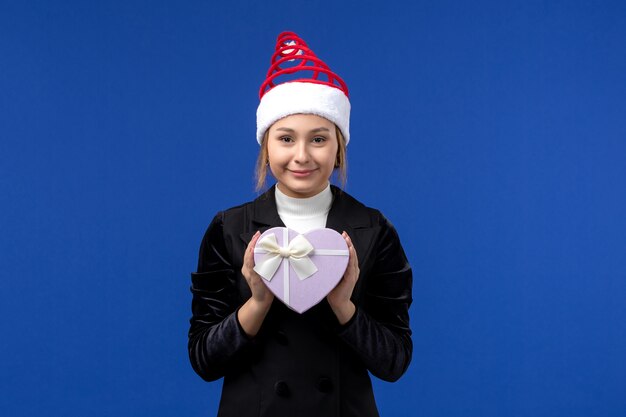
[188,185,413,417]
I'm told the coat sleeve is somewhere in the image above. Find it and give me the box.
[337,213,413,382]
[188,212,252,382]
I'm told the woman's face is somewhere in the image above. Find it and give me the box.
[267,114,339,198]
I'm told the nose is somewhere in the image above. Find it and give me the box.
[294,141,310,164]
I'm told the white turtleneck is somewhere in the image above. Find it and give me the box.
[274,183,333,233]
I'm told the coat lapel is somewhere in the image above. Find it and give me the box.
[239,186,285,245]
[326,186,380,271]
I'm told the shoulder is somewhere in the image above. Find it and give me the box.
[331,185,393,229]
[200,202,250,238]
[213,189,273,229]
[332,187,405,259]
[218,200,254,225]
[332,188,409,277]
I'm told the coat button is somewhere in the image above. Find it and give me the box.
[274,380,290,397]
[316,377,334,393]
[274,330,289,346]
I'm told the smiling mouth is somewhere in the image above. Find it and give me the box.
[289,169,317,177]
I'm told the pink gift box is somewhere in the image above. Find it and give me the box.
[253,227,349,314]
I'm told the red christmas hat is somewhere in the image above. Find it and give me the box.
[256,32,351,144]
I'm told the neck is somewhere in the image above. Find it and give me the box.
[274,183,333,233]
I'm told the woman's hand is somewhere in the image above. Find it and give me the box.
[238,231,274,337]
[241,231,274,306]
[327,231,359,325]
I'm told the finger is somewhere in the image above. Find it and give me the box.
[344,233,355,250]
[343,247,355,277]
[342,231,350,245]
[248,230,261,249]
[350,247,360,278]
[244,231,261,267]
[245,231,261,257]
[347,242,358,264]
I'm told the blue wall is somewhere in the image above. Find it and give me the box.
[1,1,625,416]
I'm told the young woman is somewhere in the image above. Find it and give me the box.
[189,32,413,417]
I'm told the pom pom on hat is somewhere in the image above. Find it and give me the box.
[256,32,351,145]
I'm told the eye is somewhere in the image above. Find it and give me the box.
[278,136,294,143]
[311,136,326,144]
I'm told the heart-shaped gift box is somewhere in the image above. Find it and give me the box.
[253,227,349,313]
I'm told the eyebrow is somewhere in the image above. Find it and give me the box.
[275,127,331,133]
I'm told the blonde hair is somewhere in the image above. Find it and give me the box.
[255,125,347,191]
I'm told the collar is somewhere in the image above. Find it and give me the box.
[275,183,332,219]
[251,184,371,230]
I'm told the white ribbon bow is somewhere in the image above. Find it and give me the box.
[253,232,318,281]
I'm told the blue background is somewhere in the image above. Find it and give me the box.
[1,1,625,416]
